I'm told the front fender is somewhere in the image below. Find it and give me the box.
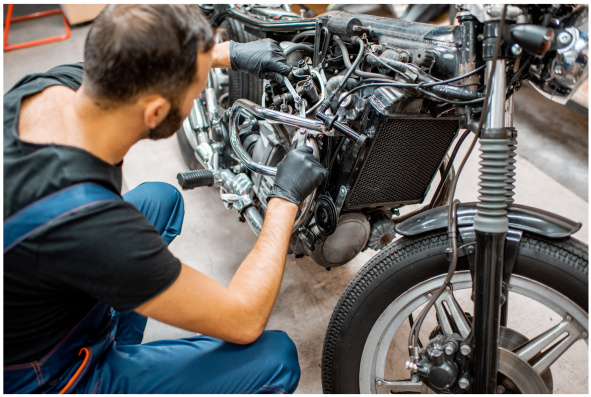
[395,203,581,239]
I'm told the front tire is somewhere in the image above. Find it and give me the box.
[322,230,588,393]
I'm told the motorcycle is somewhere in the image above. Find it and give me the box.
[175,4,588,393]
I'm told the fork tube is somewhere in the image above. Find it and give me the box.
[472,59,509,394]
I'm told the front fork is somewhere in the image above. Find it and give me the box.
[471,58,514,393]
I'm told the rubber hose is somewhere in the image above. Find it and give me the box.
[333,36,392,80]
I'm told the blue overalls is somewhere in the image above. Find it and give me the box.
[4,182,300,393]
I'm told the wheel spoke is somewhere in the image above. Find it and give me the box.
[434,288,471,338]
[375,379,432,394]
[514,315,585,374]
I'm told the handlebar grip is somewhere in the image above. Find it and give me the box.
[176,170,214,190]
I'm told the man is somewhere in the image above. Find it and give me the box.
[4,5,327,394]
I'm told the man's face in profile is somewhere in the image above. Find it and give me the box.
[147,49,213,141]
[147,99,184,140]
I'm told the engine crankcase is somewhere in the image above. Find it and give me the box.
[308,212,370,268]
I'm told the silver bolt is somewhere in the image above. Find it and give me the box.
[558,31,572,46]
[554,65,565,76]
[339,92,352,108]
[460,344,472,356]
[467,245,475,254]
[411,374,420,383]
[566,315,573,321]
[377,380,383,386]
[511,44,523,56]
[444,343,456,355]
[458,378,470,389]
[405,361,418,371]
[496,385,506,394]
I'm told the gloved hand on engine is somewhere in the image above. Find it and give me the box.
[229,38,291,83]
[268,146,328,206]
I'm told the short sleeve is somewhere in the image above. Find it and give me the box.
[35,201,182,312]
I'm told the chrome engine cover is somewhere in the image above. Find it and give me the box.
[308,213,371,268]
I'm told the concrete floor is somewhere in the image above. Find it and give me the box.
[4,7,589,393]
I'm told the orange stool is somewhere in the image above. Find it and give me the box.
[3,4,71,51]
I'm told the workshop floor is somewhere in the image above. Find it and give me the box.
[4,7,589,394]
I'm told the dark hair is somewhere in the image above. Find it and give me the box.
[83,5,214,107]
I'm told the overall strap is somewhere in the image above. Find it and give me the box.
[4,182,121,253]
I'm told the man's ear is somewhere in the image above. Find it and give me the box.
[142,95,171,129]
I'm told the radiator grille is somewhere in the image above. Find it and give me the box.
[347,118,459,209]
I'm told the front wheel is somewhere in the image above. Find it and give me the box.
[322,230,588,394]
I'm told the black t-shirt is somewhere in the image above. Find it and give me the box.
[4,63,182,365]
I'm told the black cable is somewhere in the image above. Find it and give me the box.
[334,82,484,109]
[366,50,486,94]
[291,30,315,42]
[335,63,489,108]
[284,43,314,56]
[365,53,408,78]
[318,36,365,114]
[417,88,485,105]
[334,36,394,80]
[422,65,486,87]
[428,129,471,209]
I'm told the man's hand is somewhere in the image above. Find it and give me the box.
[229,39,291,83]
[268,146,328,206]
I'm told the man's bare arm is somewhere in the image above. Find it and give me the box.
[211,41,231,68]
[135,198,297,344]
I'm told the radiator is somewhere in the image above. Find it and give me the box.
[346,117,459,209]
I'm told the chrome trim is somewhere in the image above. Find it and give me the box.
[229,99,325,176]
[486,59,507,129]
[530,7,589,105]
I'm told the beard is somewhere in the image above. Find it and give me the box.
[146,100,184,140]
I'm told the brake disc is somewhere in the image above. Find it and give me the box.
[498,348,549,394]
[499,326,553,393]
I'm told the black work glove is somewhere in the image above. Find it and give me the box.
[268,146,328,206]
[229,39,291,83]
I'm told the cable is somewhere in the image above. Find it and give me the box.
[291,30,315,42]
[423,65,486,87]
[318,36,365,114]
[365,53,408,78]
[335,64,488,108]
[333,36,394,80]
[284,43,314,56]
[428,129,472,209]
[417,88,485,105]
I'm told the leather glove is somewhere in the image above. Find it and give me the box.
[268,146,328,206]
[229,39,291,83]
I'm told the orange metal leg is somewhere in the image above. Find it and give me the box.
[4,4,71,51]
